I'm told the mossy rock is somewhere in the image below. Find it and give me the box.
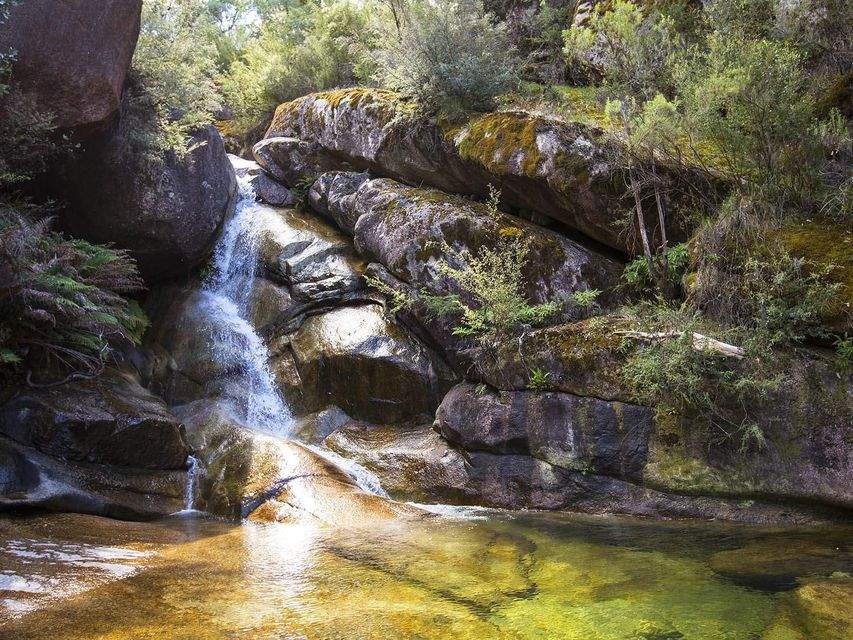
[780,220,853,333]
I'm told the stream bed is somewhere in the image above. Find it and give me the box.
[1,510,850,639]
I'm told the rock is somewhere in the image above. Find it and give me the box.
[309,173,624,324]
[289,304,457,423]
[250,200,366,306]
[0,435,186,520]
[324,420,818,523]
[62,124,237,282]
[250,172,298,207]
[468,315,636,401]
[0,369,189,470]
[784,578,853,639]
[176,399,424,525]
[259,88,686,253]
[710,539,853,591]
[292,406,352,444]
[0,0,141,131]
[644,350,853,511]
[325,421,471,503]
[436,383,654,478]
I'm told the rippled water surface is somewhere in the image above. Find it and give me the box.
[0,511,850,639]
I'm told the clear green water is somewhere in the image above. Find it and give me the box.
[0,510,850,639]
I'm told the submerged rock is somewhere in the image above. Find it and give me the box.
[0,0,142,132]
[259,88,686,253]
[436,383,654,479]
[290,304,457,423]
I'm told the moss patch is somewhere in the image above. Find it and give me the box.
[781,220,853,330]
[454,111,545,177]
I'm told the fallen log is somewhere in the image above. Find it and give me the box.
[616,330,745,359]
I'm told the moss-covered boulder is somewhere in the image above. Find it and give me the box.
[436,383,654,478]
[258,88,683,253]
[309,172,624,324]
[289,304,457,423]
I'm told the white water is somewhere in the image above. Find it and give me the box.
[185,170,387,503]
[200,174,294,434]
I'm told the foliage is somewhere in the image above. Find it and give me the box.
[564,0,680,100]
[221,0,378,131]
[364,274,412,314]
[129,0,224,157]
[0,205,147,381]
[624,243,689,292]
[374,0,519,119]
[428,236,558,341]
[527,367,551,391]
[569,288,601,308]
[690,200,841,344]
[620,303,781,450]
[836,337,853,366]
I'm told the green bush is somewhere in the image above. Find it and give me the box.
[221,0,378,131]
[427,235,558,341]
[0,205,147,380]
[374,0,519,119]
[128,0,223,157]
[623,243,690,293]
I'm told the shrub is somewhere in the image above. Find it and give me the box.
[620,303,782,450]
[427,236,559,341]
[0,205,147,381]
[374,0,519,119]
[221,0,378,131]
[623,243,690,293]
[690,200,841,343]
[128,0,223,157]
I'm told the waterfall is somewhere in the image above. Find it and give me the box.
[199,174,294,435]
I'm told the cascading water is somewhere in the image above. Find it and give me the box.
[182,167,387,504]
[200,174,294,435]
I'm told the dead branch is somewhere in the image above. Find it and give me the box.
[616,330,745,359]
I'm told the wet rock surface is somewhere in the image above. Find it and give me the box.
[290,304,456,423]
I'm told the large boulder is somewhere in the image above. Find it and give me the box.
[0,0,142,132]
[323,421,820,524]
[62,124,237,282]
[0,369,189,470]
[0,436,186,520]
[0,368,188,520]
[289,304,457,423]
[436,383,653,478]
[258,88,685,253]
[309,173,624,320]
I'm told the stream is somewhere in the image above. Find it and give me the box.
[1,165,850,639]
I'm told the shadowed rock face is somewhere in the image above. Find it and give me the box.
[436,383,654,479]
[257,88,686,254]
[0,0,142,132]
[0,369,188,520]
[0,370,188,470]
[62,125,237,282]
